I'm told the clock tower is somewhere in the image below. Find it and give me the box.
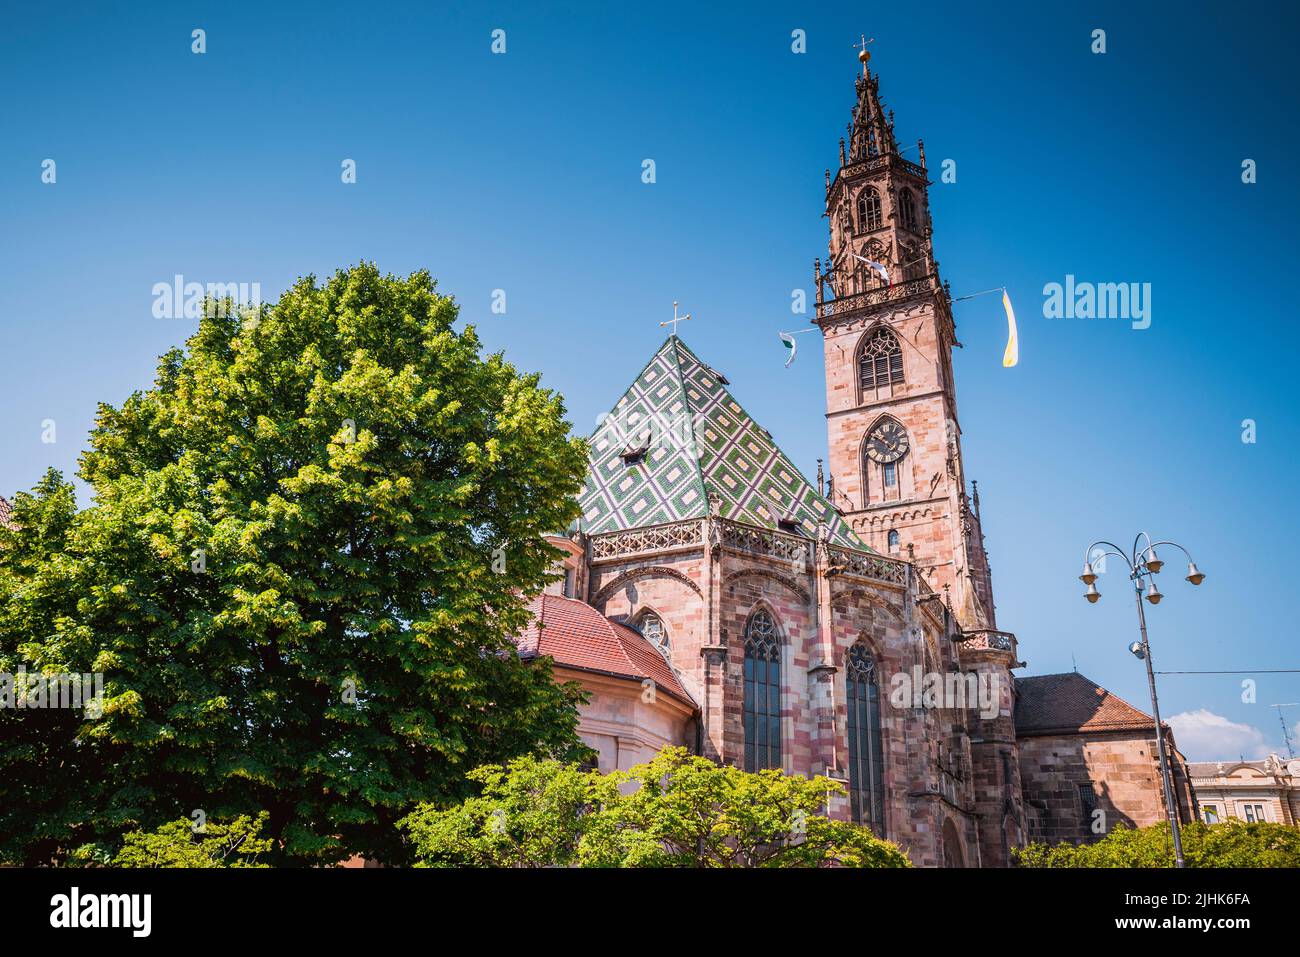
[814,53,996,630]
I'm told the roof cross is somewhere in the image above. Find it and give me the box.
[854,34,875,71]
[660,300,691,336]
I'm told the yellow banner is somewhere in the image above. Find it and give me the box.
[1002,289,1019,368]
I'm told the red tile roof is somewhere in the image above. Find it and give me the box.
[1014,672,1157,736]
[517,594,695,708]
[0,495,13,530]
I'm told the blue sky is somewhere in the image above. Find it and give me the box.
[2,1,1298,761]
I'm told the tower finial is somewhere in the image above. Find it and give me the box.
[854,34,874,74]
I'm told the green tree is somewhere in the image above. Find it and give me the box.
[0,264,590,866]
[402,748,912,868]
[400,756,592,867]
[111,813,273,868]
[1014,819,1300,868]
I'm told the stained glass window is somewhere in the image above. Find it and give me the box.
[846,642,884,830]
[743,610,782,772]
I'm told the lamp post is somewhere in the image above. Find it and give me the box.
[1079,534,1205,868]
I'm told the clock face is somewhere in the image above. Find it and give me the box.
[865,421,909,464]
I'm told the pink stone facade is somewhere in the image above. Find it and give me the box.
[550,516,1020,868]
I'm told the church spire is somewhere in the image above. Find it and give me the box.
[847,62,898,163]
[821,50,935,304]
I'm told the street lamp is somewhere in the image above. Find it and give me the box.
[1079,533,1204,868]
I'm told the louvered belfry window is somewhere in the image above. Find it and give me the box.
[743,610,782,772]
[859,328,904,390]
[899,188,917,230]
[857,187,882,231]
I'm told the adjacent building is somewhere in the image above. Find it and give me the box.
[1189,756,1300,826]
[1015,672,1196,845]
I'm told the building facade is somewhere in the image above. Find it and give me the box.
[1189,756,1300,826]
[516,55,1193,867]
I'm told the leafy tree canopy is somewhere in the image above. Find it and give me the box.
[110,813,273,868]
[1014,819,1300,868]
[401,747,912,868]
[0,264,590,866]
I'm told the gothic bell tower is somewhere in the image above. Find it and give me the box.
[814,51,996,630]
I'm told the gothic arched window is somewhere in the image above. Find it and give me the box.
[846,642,885,831]
[887,529,900,552]
[857,187,882,231]
[743,609,782,772]
[858,327,904,391]
[634,611,669,658]
[899,189,917,230]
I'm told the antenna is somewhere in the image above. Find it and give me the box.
[1270,703,1298,760]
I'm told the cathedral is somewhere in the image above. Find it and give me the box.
[520,54,1195,867]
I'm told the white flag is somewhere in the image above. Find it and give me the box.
[779,331,797,367]
[851,253,890,287]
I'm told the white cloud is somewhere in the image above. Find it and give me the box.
[1166,709,1270,762]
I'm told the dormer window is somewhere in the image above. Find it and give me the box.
[634,612,670,658]
[765,500,804,534]
[620,434,650,465]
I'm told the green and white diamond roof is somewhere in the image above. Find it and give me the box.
[579,336,868,550]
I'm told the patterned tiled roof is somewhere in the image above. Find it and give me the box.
[0,495,13,530]
[579,336,865,549]
[1014,672,1158,736]
[517,593,695,708]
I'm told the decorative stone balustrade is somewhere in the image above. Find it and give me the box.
[958,629,1018,656]
[589,517,913,591]
[588,520,702,561]
[816,276,936,321]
